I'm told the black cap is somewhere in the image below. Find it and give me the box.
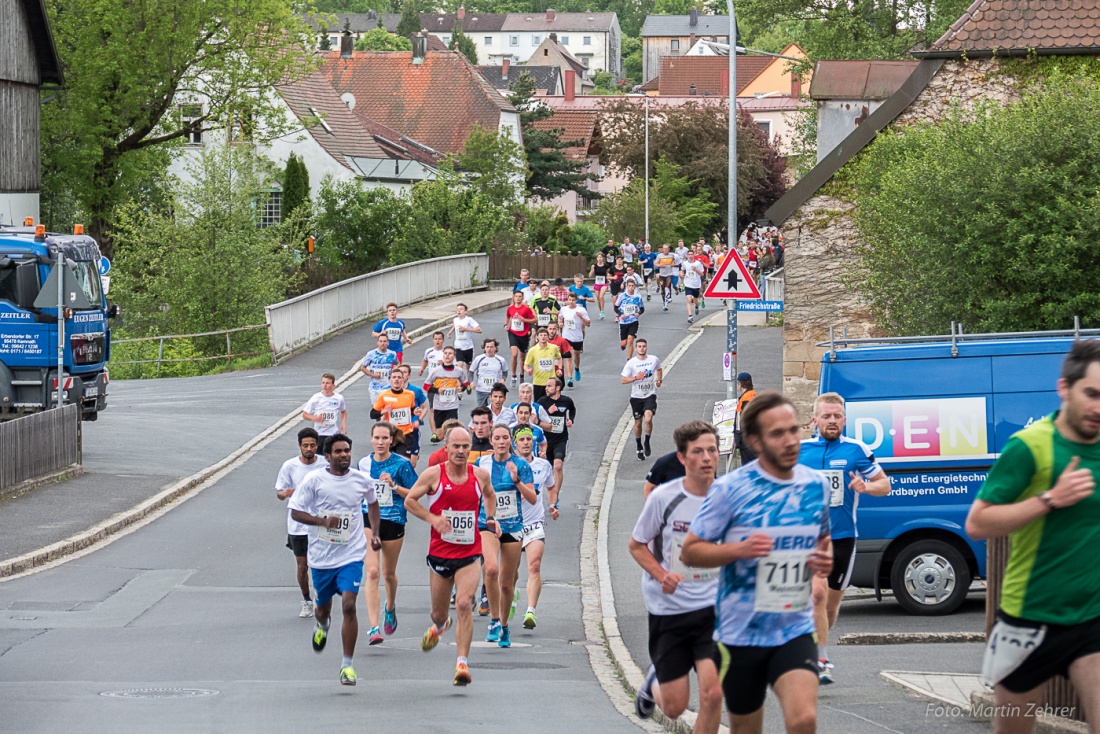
[737,372,752,383]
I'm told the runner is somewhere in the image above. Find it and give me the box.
[550,277,571,305]
[288,434,383,686]
[545,321,574,388]
[357,422,419,645]
[630,421,724,733]
[621,236,637,266]
[609,256,628,301]
[394,364,428,468]
[798,392,890,684]
[614,278,646,355]
[465,406,496,464]
[537,376,575,501]
[681,252,706,324]
[621,338,663,461]
[302,373,347,452]
[370,369,421,460]
[966,340,1100,734]
[558,291,591,384]
[695,244,712,310]
[512,425,559,631]
[589,253,611,319]
[673,241,690,293]
[655,245,679,311]
[643,450,687,498]
[360,333,399,405]
[486,382,517,427]
[569,273,595,312]
[423,347,468,442]
[639,244,657,301]
[447,303,481,375]
[601,238,620,261]
[514,268,532,292]
[372,302,411,363]
[470,338,510,407]
[680,393,832,732]
[513,382,553,430]
[531,282,561,334]
[623,262,645,293]
[403,426,497,686]
[276,428,329,618]
[512,402,549,458]
[524,328,562,402]
[476,424,537,648]
[427,419,465,468]
[505,290,537,386]
[418,333,447,445]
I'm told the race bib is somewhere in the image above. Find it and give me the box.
[754,550,812,612]
[981,619,1047,687]
[595,276,606,285]
[537,358,554,373]
[386,327,402,341]
[636,380,654,394]
[822,470,845,507]
[319,512,354,545]
[374,480,393,508]
[428,358,441,371]
[390,407,411,426]
[441,387,457,402]
[375,366,391,382]
[622,304,637,316]
[320,411,337,427]
[497,491,519,520]
[510,317,524,332]
[477,373,496,392]
[441,509,476,545]
[669,535,715,582]
[537,314,551,326]
[564,318,576,330]
[550,415,565,433]
[522,522,546,543]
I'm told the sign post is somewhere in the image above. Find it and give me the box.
[705,252,761,400]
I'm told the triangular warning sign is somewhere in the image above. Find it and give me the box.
[704,252,761,299]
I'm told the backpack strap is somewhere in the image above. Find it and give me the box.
[653,492,689,565]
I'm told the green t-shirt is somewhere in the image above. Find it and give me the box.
[977,413,1100,625]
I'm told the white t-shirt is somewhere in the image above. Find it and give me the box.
[682,260,705,289]
[622,356,662,399]
[631,479,719,615]
[276,455,330,535]
[675,246,690,262]
[470,353,509,393]
[558,305,589,342]
[423,347,445,372]
[522,455,554,526]
[304,392,345,435]
[287,468,377,569]
[452,316,480,350]
[621,242,637,263]
[511,401,552,425]
[424,364,467,410]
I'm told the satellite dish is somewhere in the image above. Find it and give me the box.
[341,92,356,110]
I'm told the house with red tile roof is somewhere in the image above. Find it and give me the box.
[530,108,603,223]
[525,35,595,96]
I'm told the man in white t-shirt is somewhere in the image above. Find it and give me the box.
[288,434,382,687]
[419,331,448,442]
[629,420,723,732]
[447,302,482,374]
[621,237,637,265]
[276,427,330,619]
[514,424,559,631]
[301,373,346,451]
[680,254,706,324]
[470,338,510,407]
[557,291,591,383]
[621,338,663,461]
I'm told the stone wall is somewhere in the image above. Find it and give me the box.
[780,57,1021,428]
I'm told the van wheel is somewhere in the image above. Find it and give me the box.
[889,540,970,616]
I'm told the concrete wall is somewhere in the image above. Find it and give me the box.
[816,99,887,163]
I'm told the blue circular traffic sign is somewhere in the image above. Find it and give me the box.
[98,257,111,275]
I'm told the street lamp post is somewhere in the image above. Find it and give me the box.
[644,94,650,251]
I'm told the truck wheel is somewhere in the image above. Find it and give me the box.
[889,539,970,616]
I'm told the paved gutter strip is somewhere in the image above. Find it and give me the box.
[0,465,84,503]
[839,632,987,645]
[0,293,514,582]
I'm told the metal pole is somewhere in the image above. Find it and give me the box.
[726,0,737,402]
[56,250,64,410]
[644,95,650,249]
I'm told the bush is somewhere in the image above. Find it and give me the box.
[567,221,609,258]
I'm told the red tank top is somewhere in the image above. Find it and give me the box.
[427,464,483,558]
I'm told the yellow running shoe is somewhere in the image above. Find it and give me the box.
[453,662,472,686]
[421,617,452,652]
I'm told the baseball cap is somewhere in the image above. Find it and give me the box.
[736,372,752,383]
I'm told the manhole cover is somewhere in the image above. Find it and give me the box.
[100,688,219,699]
[471,662,566,670]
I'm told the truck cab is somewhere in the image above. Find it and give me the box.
[818,328,1087,614]
[0,223,114,420]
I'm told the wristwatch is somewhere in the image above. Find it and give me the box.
[1039,491,1057,511]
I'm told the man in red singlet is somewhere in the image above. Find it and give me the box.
[405,426,499,686]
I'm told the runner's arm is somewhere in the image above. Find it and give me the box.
[339,410,347,434]
[680,531,773,568]
[628,539,680,589]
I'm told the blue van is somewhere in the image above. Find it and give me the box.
[817,328,1091,615]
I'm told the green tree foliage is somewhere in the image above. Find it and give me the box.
[40,0,317,257]
[653,159,717,241]
[508,73,598,200]
[567,221,611,258]
[314,0,397,11]
[621,36,643,88]
[312,177,406,272]
[282,154,311,220]
[449,29,480,65]
[850,77,1100,335]
[354,27,413,51]
[397,0,421,37]
[111,145,301,341]
[594,179,681,246]
[524,205,572,252]
[456,126,528,207]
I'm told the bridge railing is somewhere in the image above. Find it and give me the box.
[264,254,489,360]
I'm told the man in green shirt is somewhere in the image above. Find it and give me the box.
[967,338,1100,733]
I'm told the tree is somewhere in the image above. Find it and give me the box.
[850,76,1100,335]
[594,178,682,247]
[40,0,317,257]
[354,28,413,51]
[449,29,479,65]
[313,177,407,272]
[282,154,311,221]
[653,159,718,242]
[508,73,598,201]
[456,126,527,208]
[396,0,421,38]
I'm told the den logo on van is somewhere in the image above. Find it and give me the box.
[844,398,988,459]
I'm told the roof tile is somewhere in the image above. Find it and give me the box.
[926,0,1100,53]
[530,109,599,161]
[656,55,771,96]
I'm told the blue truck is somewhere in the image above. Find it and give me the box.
[817,327,1091,615]
[0,222,116,420]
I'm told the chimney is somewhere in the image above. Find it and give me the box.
[502,58,510,80]
[412,33,427,64]
[547,8,556,21]
[457,7,465,21]
[720,70,729,96]
[549,32,557,42]
[689,83,697,95]
[565,69,575,101]
[790,72,802,97]
[689,7,699,26]
[689,32,696,50]
[340,28,354,59]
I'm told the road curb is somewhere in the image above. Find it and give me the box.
[0,465,83,504]
[581,309,720,734]
[0,292,515,582]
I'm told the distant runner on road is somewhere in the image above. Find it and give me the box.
[275,427,329,618]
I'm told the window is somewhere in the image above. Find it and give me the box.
[561,35,569,45]
[227,106,254,144]
[510,35,519,46]
[442,35,450,44]
[180,104,203,146]
[578,54,592,68]
[484,36,492,45]
[256,191,282,229]
[532,34,541,45]
[329,36,338,48]
[670,39,680,51]
[756,120,772,138]
[583,36,591,45]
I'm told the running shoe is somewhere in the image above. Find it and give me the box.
[700,299,706,309]
[567,379,574,388]
[466,384,473,394]
[486,620,502,643]
[574,369,581,382]
[430,434,441,444]
[450,587,457,606]
[599,311,605,320]
[662,305,668,312]
[299,600,314,618]
[340,666,357,686]
[687,316,694,324]
[636,448,645,461]
[523,611,537,629]
[383,607,398,636]
[646,294,651,301]
[368,626,384,646]
[498,626,511,648]
[509,588,519,622]
[477,592,490,617]
[453,662,472,687]
[644,442,652,458]
[510,375,518,387]
[818,659,835,684]
[421,617,452,652]
[635,664,657,718]
[312,625,327,653]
